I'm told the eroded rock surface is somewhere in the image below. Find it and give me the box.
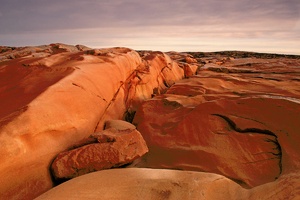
[1,45,300,199]
[51,120,148,180]
[133,55,300,188]
[0,44,194,199]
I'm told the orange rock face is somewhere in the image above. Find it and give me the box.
[51,120,148,180]
[0,45,141,199]
[0,44,195,199]
[133,56,300,188]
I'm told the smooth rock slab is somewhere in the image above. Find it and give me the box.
[51,120,148,180]
[36,168,245,200]
[36,168,300,200]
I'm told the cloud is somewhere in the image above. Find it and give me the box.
[1,0,299,33]
[0,0,299,54]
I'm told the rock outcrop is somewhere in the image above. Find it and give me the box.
[1,44,300,199]
[51,120,148,180]
[0,44,194,199]
[133,56,300,188]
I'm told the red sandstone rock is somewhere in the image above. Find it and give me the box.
[51,120,148,179]
[127,51,185,111]
[165,52,199,78]
[185,56,198,64]
[134,97,290,187]
[133,57,300,188]
[1,45,300,199]
[182,63,198,78]
[0,46,142,199]
[0,44,195,199]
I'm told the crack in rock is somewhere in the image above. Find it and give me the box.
[72,82,107,102]
[212,113,282,174]
[212,114,275,136]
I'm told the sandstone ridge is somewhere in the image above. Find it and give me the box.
[38,51,300,200]
[0,44,196,199]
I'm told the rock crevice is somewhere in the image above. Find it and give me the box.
[0,45,198,199]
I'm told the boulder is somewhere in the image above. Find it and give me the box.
[185,56,198,64]
[51,120,148,180]
[182,63,198,78]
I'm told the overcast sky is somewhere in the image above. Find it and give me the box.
[0,0,299,54]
